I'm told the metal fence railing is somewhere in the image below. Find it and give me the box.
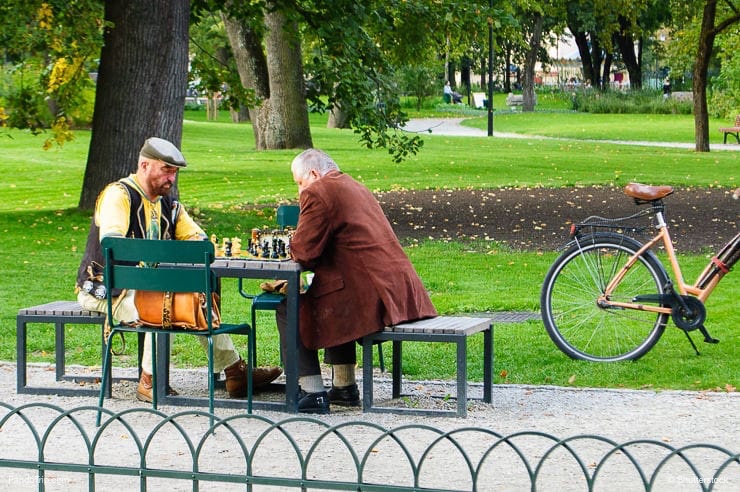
[0,401,737,491]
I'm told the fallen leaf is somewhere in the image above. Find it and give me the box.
[568,374,576,384]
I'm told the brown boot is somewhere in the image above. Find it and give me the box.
[136,372,179,403]
[224,359,282,398]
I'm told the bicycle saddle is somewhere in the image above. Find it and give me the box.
[624,183,674,202]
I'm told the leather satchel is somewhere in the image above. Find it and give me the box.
[134,290,221,330]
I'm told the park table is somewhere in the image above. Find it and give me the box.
[153,257,303,413]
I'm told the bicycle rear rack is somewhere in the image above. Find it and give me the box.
[570,207,654,241]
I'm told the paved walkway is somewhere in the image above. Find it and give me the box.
[402,117,740,151]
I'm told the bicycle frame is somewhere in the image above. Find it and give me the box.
[596,204,738,314]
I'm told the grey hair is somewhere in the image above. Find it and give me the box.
[291,149,340,178]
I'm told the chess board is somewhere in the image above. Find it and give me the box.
[211,228,294,260]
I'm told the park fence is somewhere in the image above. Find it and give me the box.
[0,401,737,491]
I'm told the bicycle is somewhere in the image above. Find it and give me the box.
[540,183,738,362]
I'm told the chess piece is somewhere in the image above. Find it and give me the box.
[232,237,242,256]
[250,229,260,256]
[271,238,279,259]
[224,239,232,257]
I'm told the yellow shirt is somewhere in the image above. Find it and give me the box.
[95,174,205,241]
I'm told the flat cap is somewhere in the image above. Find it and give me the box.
[140,137,187,167]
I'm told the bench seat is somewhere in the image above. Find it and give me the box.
[361,316,493,417]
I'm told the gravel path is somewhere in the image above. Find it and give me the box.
[1,362,737,491]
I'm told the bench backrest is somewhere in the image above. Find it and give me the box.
[277,204,299,229]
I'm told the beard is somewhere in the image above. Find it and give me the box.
[153,182,173,197]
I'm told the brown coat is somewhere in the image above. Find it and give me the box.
[290,171,437,350]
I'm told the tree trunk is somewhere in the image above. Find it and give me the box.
[328,104,351,128]
[221,13,270,150]
[570,28,595,87]
[522,14,543,112]
[693,0,717,152]
[79,0,189,209]
[591,38,605,90]
[480,56,486,89]
[503,47,512,93]
[614,30,642,89]
[260,6,312,149]
[222,6,311,150]
[601,51,612,89]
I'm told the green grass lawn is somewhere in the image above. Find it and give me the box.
[1,108,737,392]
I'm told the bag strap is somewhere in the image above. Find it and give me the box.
[161,291,174,329]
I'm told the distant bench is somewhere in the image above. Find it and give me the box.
[719,115,740,144]
[505,93,537,110]
[670,91,693,103]
[361,315,493,417]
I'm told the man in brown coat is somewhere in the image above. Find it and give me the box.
[277,148,437,413]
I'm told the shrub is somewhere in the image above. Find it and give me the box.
[571,89,693,114]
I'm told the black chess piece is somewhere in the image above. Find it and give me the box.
[224,240,232,257]
[261,240,270,258]
[271,238,279,259]
[277,239,287,258]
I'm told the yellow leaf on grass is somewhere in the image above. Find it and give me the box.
[568,374,576,384]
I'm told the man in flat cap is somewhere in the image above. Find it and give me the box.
[76,137,281,402]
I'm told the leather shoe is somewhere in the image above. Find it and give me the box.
[297,389,330,414]
[136,372,179,403]
[224,358,282,398]
[328,383,360,407]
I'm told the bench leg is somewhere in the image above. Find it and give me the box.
[483,325,493,403]
[55,320,66,381]
[392,340,402,398]
[362,337,375,410]
[16,317,28,391]
[456,337,467,417]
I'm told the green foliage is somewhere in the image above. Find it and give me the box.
[708,29,740,119]
[398,65,438,111]
[2,94,739,392]
[0,0,103,145]
[189,12,257,113]
[571,89,693,114]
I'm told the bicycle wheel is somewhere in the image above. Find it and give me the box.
[541,233,669,362]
